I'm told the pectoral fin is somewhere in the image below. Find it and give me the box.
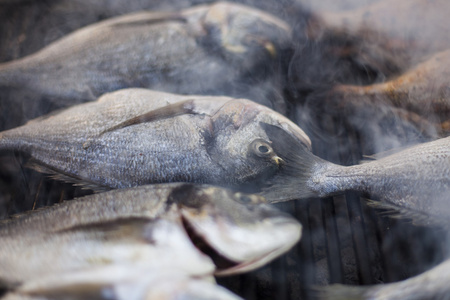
[25,159,110,193]
[98,98,229,135]
[98,99,198,136]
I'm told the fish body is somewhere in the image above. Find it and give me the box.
[263,126,450,225]
[0,2,292,129]
[317,258,450,300]
[0,88,311,197]
[0,183,301,298]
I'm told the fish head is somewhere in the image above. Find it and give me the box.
[170,184,302,275]
[196,2,292,68]
[209,99,311,191]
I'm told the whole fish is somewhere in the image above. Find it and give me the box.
[0,1,292,130]
[0,88,311,200]
[316,258,450,300]
[0,183,301,299]
[261,125,450,226]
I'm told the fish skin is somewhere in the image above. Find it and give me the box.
[0,88,311,196]
[262,125,450,225]
[315,258,450,300]
[0,1,293,130]
[0,183,301,298]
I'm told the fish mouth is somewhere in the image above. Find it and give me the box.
[181,215,301,276]
[181,216,239,274]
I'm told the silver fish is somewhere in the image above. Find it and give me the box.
[0,1,292,130]
[262,126,450,226]
[0,88,311,199]
[0,183,301,299]
[316,258,450,300]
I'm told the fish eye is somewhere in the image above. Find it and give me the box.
[250,139,274,158]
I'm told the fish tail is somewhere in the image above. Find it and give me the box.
[310,284,370,300]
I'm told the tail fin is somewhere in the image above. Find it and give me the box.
[259,122,331,202]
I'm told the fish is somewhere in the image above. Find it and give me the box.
[3,274,242,300]
[0,88,311,199]
[261,125,450,226]
[324,49,450,127]
[297,49,450,156]
[0,0,306,63]
[299,48,450,154]
[0,183,301,299]
[2,274,242,300]
[0,1,293,130]
[315,258,450,300]
[305,0,450,80]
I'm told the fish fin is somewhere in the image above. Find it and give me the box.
[365,198,446,227]
[25,160,111,193]
[82,98,227,149]
[98,99,199,136]
[309,284,370,300]
[258,122,327,202]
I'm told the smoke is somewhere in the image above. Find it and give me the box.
[0,0,449,299]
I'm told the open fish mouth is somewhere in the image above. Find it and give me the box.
[181,216,239,274]
[181,214,300,276]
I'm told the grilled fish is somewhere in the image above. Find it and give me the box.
[306,0,450,79]
[316,258,450,300]
[0,88,311,200]
[0,183,301,299]
[262,126,450,226]
[0,1,292,130]
[326,49,450,126]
